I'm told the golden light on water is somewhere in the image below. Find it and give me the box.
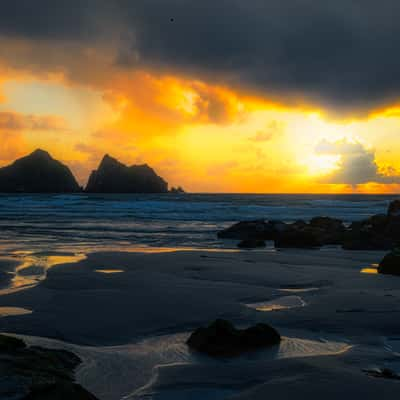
[0,63,400,192]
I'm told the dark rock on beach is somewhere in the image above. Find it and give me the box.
[218,217,342,248]
[217,220,281,240]
[0,334,26,352]
[85,154,168,193]
[0,334,98,400]
[364,367,400,380]
[274,227,322,248]
[0,149,80,193]
[237,239,266,248]
[23,382,98,400]
[378,249,400,276]
[342,208,400,250]
[388,200,400,217]
[187,319,281,357]
[309,216,345,244]
[218,200,400,250]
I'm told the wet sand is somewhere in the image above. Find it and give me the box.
[1,248,400,398]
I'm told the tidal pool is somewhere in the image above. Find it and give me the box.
[245,295,306,312]
[95,269,125,274]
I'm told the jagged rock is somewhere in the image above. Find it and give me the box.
[0,334,98,400]
[187,319,281,357]
[237,239,266,248]
[170,186,185,194]
[85,154,168,193]
[378,249,400,276]
[0,149,80,193]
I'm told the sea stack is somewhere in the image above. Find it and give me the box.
[0,149,80,193]
[85,154,168,193]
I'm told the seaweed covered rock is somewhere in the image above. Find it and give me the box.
[187,319,281,356]
[23,382,98,400]
[0,334,26,352]
[378,249,400,276]
[0,334,98,400]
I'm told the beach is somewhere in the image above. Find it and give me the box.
[1,247,400,398]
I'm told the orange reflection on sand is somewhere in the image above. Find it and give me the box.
[5,253,86,293]
[95,269,124,274]
[361,267,379,274]
[0,307,32,317]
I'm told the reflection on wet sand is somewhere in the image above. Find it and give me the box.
[15,331,352,400]
[0,307,32,317]
[361,264,379,274]
[95,269,124,274]
[0,252,86,295]
[245,296,306,312]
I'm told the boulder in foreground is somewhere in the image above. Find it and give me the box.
[0,334,98,399]
[85,154,168,193]
[0,149,80,193]
[187,319,281,356]
[378,249,400,276]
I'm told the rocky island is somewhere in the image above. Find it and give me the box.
[85,154,168,193]
[0,149,80,193]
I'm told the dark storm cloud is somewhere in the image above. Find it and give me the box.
[0,1,92,39]
[2,0,400,110]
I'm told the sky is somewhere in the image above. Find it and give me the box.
[1,1,400,193]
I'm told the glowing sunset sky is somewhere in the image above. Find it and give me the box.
[1,1,400,193]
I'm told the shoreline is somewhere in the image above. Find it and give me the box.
[1,247,400,399]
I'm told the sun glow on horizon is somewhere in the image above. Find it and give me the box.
[0,63,400,193]
[305,154,341,176]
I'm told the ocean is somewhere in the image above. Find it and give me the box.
[0,193,397,255]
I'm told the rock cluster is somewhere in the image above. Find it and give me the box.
[218,200,400,250]
[187,319,281,357]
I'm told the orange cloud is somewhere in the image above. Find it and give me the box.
[2,37,400,192]
[0,111,67,131]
